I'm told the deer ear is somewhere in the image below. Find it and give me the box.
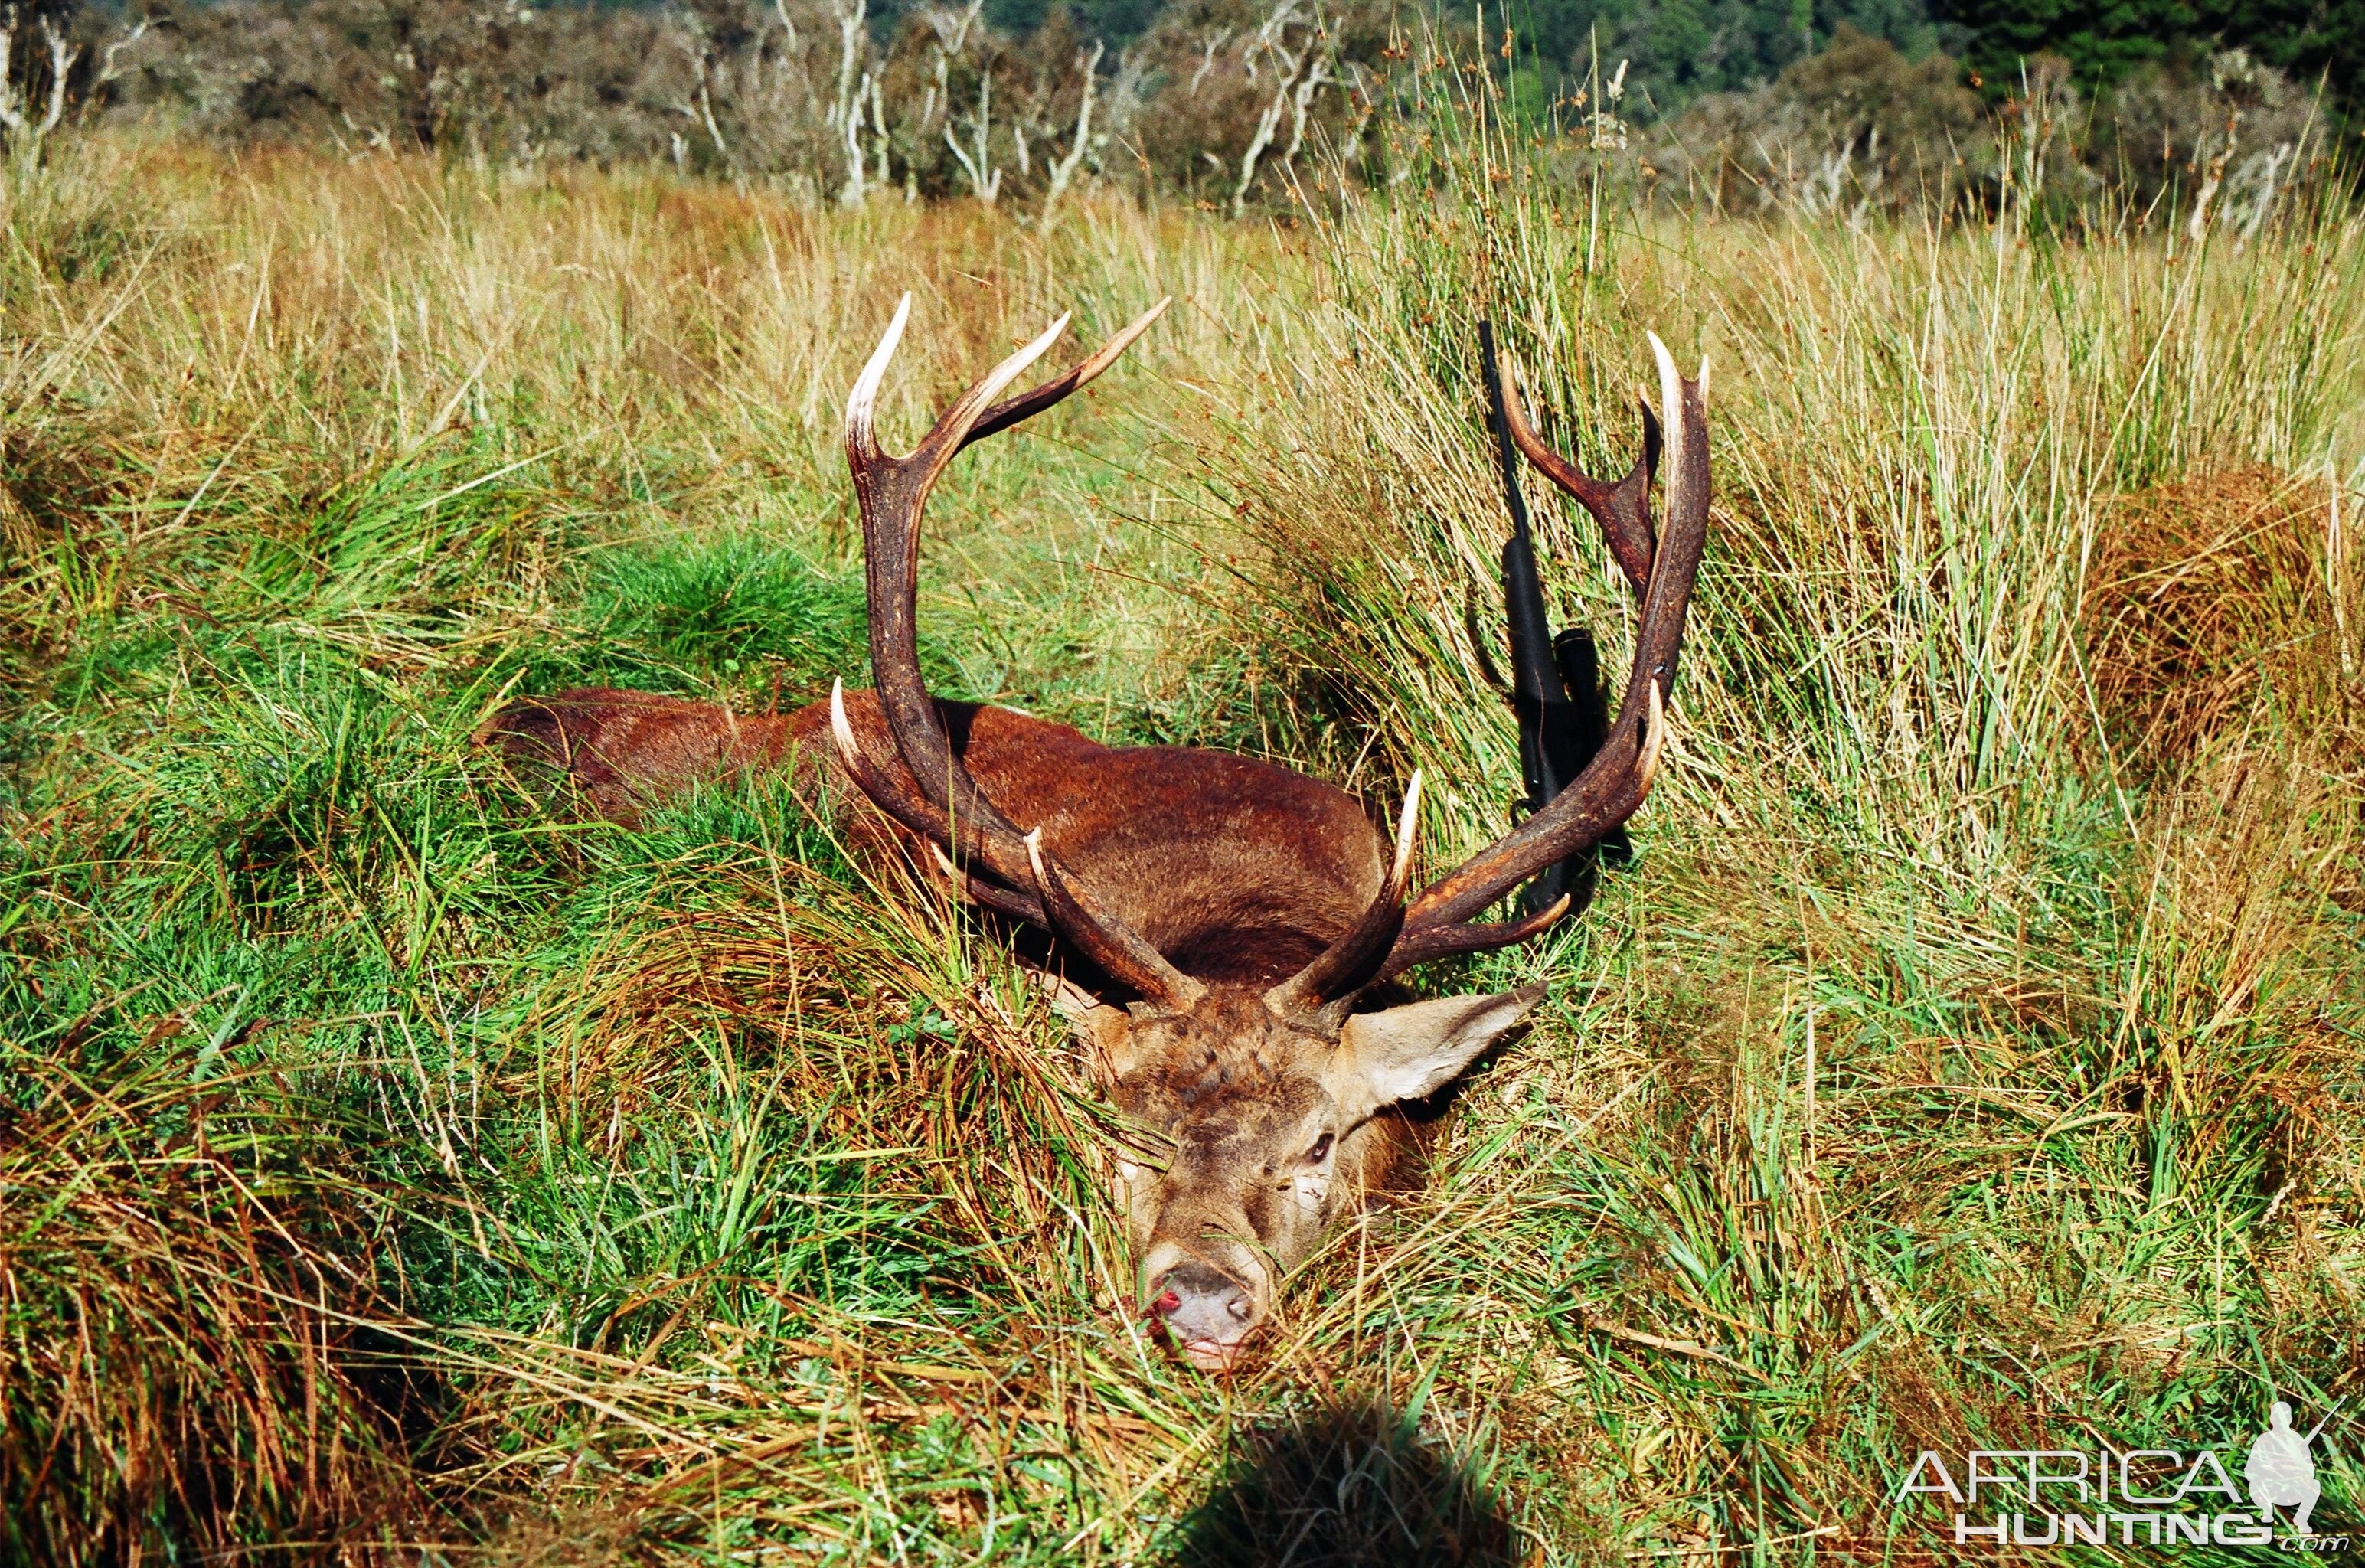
[1330,985,1545,1111]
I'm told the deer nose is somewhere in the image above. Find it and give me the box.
[1151,1261,1254,1344]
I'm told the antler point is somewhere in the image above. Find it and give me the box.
[1635,678,1668,792]
[845,297,915,452]
[1648,336,1684,512]
[1388,770,1423,893]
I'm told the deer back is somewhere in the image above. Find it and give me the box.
[481,684,1391,987]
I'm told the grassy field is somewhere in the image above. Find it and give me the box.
[2,115,2361,1565]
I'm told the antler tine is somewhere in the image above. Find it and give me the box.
[965,296,1171,449]
[1376,334,1710,980]
[1494,339,1659,596]
[829,680,1050,925]
[928,841,1052,924]
[844,297,1090,887]
[836,296,1198,1009]
[1262,771,1422,1021]
[844,292,913,466]
[1382,890,1570,972]
[849,298,1073,472]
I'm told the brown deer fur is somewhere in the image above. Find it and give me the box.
[480,685,1388,986]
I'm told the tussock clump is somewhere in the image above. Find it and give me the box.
[2085,465,2340,770]
[2115,734,2364,1158]
[502,869,897,1133]
[585,537,872,696]
[0,1056,435,1563]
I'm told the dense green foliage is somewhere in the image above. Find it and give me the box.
[1504,0,1956,103]
[1943,0,2363,96]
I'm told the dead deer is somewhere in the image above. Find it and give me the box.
[481,295,1710,1371]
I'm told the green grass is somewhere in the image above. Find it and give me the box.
[1,119,2361,1564]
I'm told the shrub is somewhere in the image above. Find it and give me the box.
[1648,27,1991,218]
[2092,47,2324,230]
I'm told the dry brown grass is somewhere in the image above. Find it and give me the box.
[0,1056,434,1563]
[2087,463,2355,772]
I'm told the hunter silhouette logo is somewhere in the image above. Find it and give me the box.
[2248,1399,2336,1537]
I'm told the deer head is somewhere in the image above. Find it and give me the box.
[826,296,1710,1370]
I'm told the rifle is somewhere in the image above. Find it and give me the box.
[1477,319,1628,918]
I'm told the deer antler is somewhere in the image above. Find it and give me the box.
[1494,340,1663,596]
[1259,771,1419,1022]
[1265,329,1710,1017]
[835,292,1207,1013]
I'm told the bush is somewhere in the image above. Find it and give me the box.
[2093,47,2324,229]
[89,0,1397,213]
[1649,25,1989,217]
[1645,27,2340,227]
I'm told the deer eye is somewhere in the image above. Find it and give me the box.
[1306,1132,1334,1164]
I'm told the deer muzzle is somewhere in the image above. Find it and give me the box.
[1140,1245,1266,1371]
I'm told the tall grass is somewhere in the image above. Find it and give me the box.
[1209,77,2365,1555]
[1,116,2360,1562]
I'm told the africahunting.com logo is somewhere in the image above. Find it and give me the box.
[1896,1399,2348,1553]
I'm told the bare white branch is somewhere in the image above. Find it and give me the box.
[0,8,28,138]
[97,15,155,85]
[34,13,74,139]
[1042,38,1102,212]
[944,67,1000,204]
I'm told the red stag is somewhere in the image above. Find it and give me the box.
[481,295,1711,1370]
